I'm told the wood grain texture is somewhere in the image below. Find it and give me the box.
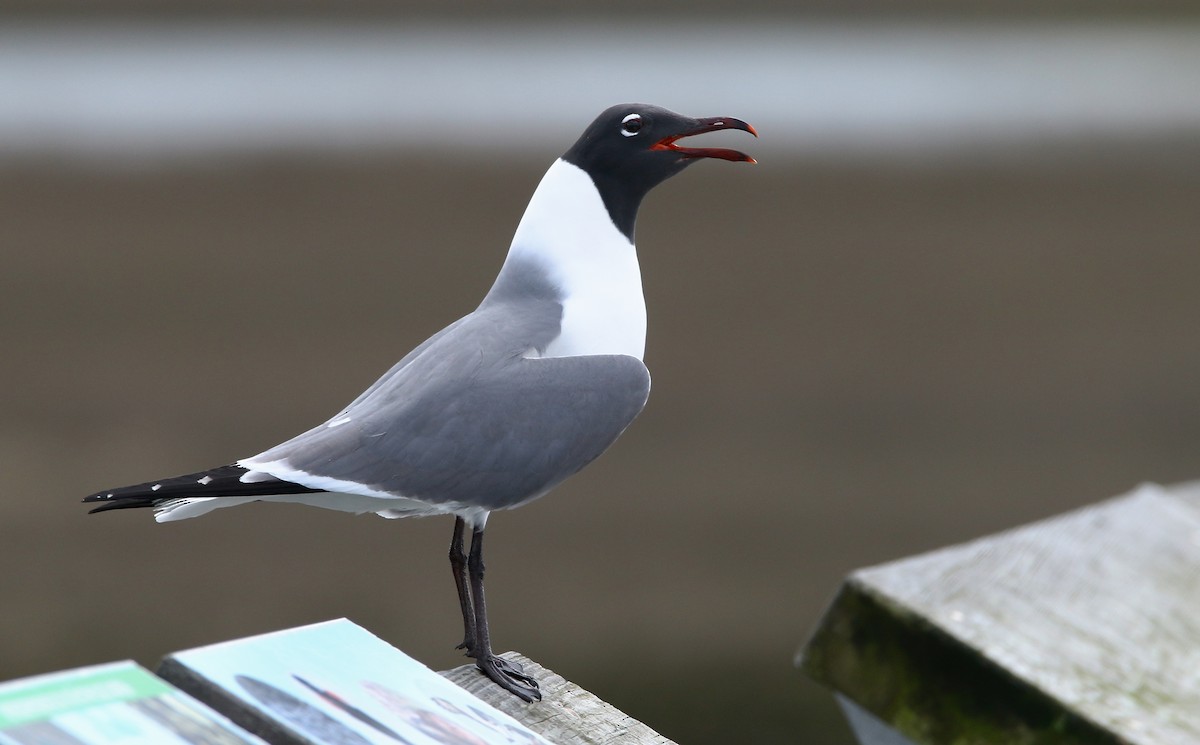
[441,653,676,745]
[800,481,1200,745]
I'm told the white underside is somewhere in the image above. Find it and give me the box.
[150,457,489,528]
[508,159,646,360]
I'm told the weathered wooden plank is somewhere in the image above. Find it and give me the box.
[441,653,676,745]
[799,481,1200,745]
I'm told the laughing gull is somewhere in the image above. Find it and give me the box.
[83,103,756,701]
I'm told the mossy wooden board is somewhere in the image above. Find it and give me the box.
[800,481,1200,745]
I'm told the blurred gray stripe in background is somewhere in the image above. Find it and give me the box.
[2,21,1199,162]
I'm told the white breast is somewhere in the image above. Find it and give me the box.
[506,159,647,360]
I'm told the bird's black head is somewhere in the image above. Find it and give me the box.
[562,104,757,240]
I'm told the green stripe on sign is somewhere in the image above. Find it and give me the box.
[0,665,173,729]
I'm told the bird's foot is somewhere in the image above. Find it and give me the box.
[476,654,541,702]
[456,637,475,656]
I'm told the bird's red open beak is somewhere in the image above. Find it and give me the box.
[651,116,758,163]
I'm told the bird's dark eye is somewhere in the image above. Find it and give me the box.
[620,113,643,137]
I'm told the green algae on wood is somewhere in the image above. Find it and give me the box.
[799,481,1200,745]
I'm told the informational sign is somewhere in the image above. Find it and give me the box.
[0,660,264,744]
[160,618,552,745]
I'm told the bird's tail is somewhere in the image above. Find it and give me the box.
[83,463,324,514]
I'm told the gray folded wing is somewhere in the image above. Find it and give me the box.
[248,308,650,512]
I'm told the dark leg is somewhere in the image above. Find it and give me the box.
[449,516,475,654]
[467,526,541,702]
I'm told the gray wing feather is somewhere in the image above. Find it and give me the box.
[252,307,649,511]
[328,315,472,419]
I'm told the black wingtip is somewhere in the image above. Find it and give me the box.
[86,499,156,514]
[83,487,162,514]
[82,463,325,516]
[82,490,116,504]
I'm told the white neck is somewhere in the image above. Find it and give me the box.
[505,159,646,360]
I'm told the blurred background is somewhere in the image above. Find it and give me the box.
[3,2,1200,743]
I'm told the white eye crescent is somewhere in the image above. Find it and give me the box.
[620,113,643,137]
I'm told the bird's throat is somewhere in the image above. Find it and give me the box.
[504,160,647,360]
